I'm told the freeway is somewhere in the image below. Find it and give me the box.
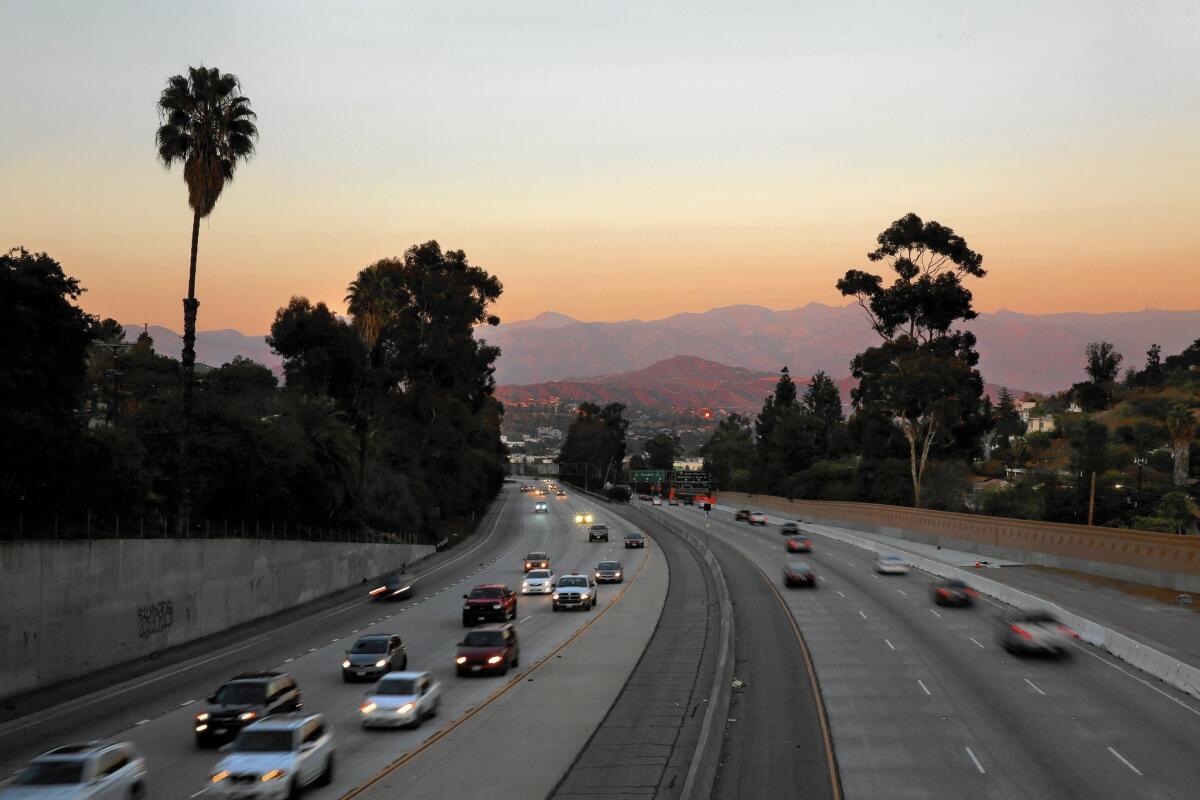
[656,501,1200,799]
[0,484,659,799]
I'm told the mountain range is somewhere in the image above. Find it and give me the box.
[128,305,1200,396]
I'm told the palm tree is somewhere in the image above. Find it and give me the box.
[345,264,393,349]
[156,65,258,523]
[1166,404,1196,486]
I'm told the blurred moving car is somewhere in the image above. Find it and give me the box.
[523,552,550,572]
[785,537,813,553]
[359,671,441,729]
[341,634,406,682]
[556,490,567,499]
[534,501,548,513]
[875,555,909,574]
[207,713,334,798]
[996,610,1078,656]
[780,521,801,535]
[651,496,663,506]
[623,531,645,549]
[462,584,517,626]
[594,560,624,583]
[782,563,818,588]
[748,511,768,526]
[367,573,413,601]
[574,512,595,524]
[734,509,751,522]
[683,497,694,505]
[668,497,679,506]
[639,494,652,501]
[589,524,610,542]
[552,574,597,611]
[455,624,520,675]
[1,741,148,800]
[522,568,555,594]
[932,579,977,606]
[194,672,302,746]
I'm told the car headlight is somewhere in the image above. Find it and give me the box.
[195,724,208,732]
[360,702,377,714]
[211,771,230,783]
[398,703,414,714]
[487,655,504,665]
[575,515,583,523]
[614,572,621,577]
[552,593,559,600]
[195,712,210,722]
[260,769,287,782]
[581,592,590,599]
[522,581,529,588]
[238,711,257,721]
[455,656,467,664]
[595,572,601,577]
[342,659,351,668]
[375,659,387,668]
[492,603,502,609]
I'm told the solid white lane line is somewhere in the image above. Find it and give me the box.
[837,591,846,598]
[1023,678,1046,696]
[1071,643,1200,718]
[180,699,194,707]
[917,679,932,696]
[520,615,533,623]
[135,719,150,726]
[189,789,210,798]
[965,746,986,774]
[858,611,868,620]
[896,589,907,596]
[1107,747,1143,776]
[969,637,985,649]
[929,609,942,618]
[884,638,896,651]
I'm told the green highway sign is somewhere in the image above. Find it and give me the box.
[627,469,667,483]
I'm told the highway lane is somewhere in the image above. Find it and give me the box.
[1,485,654,799]
[657,502,1200,800]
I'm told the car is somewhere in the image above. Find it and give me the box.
[638,494,652,501]
[594,560,624,583]
[341,634,406,682]
[668,497,679,506]
[367,572,413,601]
[462,584,517,626]
[932,579,977,606]
[786,537,813,553]
[683,497,694,506]
[1,741,148,800]
[651,496,663,506]
[455,624,520,676]
[782,563,817,588]
[623,531,646,549]
[748,511,768,525]
[589,524,609,542]
[875,555,909,575]
[524,552,550,572]
[534,501,548,513]
[734,509,751,522]
[194,672,302,746]
[522,568,555,594]
[780,521,801,535]
[207,713,334,799]
[552,574,596,611]
[574,512,595,524]
[556,490,567,499]
[996,610,1078,656]
[359,671,441,729]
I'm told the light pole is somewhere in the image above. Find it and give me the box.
[1134,455,1148,509]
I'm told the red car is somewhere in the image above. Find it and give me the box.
[462,584,517,627]
[455,624,520,676]
[782,563,817,588]
[785,537,813,553]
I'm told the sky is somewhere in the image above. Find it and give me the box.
[2,0,1198,333]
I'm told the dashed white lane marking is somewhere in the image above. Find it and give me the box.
[180,699,194,707]
[837,591,846,598]
[330,638,339,643]
[884,638,896,651]
[858,611,868,620]
[895,589,907,596]
[929,609,942,618]
[284,658,294,663]
[520,615,533,623]
[847,561,855,566]
[307,648,317,653]
[1107,746,1143,776]
[965,746,986,774]
[917,679,932,696]
[135,719,150,726]
[969,637,985,649]
[1023,678,1046,696]
[190,788,210,798]
[817,576,826,582]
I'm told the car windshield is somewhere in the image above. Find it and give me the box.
[214,683,264,704]
[881,556,903,563]
[559,577,588,587]
[788,564,812,572]
[527,554,547,560]
[469,587,503,599]
[352,638,389,654]
[598,562,620,570]
[625,533,642,539]
[1023,611,1059,623]
[590,525,607,531]
[463,631,504,647]
[945,580,967,588]
[375,678,416,695]
[234,730,295,753]
[527,570,551,579]
[13,761,85,785]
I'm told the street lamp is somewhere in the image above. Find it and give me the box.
[1134,455,1148,509]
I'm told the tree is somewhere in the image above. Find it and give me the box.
[156,66,258,522]
[837,212,988,507]
[701,414,755,490]
[1155,491,1197,534]
[558,402,629,489]
[755,367,798,486]
[993,387,1026,440]
[642,433,681,471]
[1166,404,1196,486]
[803,371,844,428]
[1140,344,1164,388]
[267,297,366,407]
[1075,341,1123,411]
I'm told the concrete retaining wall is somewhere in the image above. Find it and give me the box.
[0,538,433,700]
[720,492,1200,592]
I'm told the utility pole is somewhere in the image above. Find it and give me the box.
[1134,455,1147,509]
[1087,470,1097,526]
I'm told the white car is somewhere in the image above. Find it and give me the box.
[748,511,768,525]
[0,741,147,799]
[534,501,547,513]
[359,671,441,729]
[522,569,555,594]
[208,714,334,799]
[875,555,909,574]
[651,496,663,506]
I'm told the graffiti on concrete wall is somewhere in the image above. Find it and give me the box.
[136,599,174,638]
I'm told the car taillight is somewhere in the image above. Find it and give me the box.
[1058,624,1079,638]
[936,588,950,597]
[1011,625,1032,639]
[965,588,978,596]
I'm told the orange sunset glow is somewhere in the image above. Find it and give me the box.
[2,2,1197,333]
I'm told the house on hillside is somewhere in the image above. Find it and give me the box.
[1017,399,1056,433]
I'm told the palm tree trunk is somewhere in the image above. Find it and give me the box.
[177,209,202,533]
[1174,442,1190,487]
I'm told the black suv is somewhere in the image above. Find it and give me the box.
[734,509,751,521]
[194,671,302,746]
[588,524,609,542]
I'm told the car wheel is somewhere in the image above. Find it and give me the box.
[128,782,146,800]
[316,753,334,786]
[429,698,440,718]
[552,604,559,612]
[401,655,408,670]
[342,673,351,683]
[287,778,300,800]
[463,618,473,627]
[511,653,519,667]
